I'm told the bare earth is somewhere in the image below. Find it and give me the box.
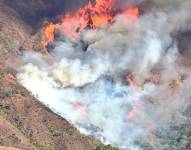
[0,2,101,150]
[1,1,191,150]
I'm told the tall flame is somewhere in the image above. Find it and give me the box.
[43,0,139,45]
[43,23,58,47]
[59,0,115,41]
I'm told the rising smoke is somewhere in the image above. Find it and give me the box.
[17,0,191,149]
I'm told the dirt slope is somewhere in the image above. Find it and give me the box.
[0,2,102,150]
[0,70,100,150]
[1,1,191,150]
[0,3,32,64]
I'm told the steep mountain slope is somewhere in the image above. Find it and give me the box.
[0,2,102,150]
[1,0,191,150]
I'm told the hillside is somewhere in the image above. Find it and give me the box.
[0,2,102,150]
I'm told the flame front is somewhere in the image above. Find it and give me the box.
[17,0,191,149]
[43,0,139,44]
[43,23,58,47]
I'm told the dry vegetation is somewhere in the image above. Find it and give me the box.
[0,2,104,149]
[0,0,191,150]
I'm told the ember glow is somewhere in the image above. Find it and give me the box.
[18,0,191,149]
[127,106,138,119]
[71,101,86,113]
[127,73,140,91]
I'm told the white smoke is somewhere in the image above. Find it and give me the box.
[17,1,191,149]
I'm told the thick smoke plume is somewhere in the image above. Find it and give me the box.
[17,0,191,149]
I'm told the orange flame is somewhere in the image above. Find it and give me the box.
[43,0,139,46]
[59,0,115,41]
[123,7,139,21]
[42,23,59,47]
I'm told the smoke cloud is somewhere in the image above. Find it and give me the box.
[17,0,191,149]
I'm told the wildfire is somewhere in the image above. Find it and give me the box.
[72,101,86,113]
[57,0,115,41]
[123,7,139,21]
[128,106,138,119]
[127,73,140,91]
[43,0,139,46]
[42,23,58,47]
